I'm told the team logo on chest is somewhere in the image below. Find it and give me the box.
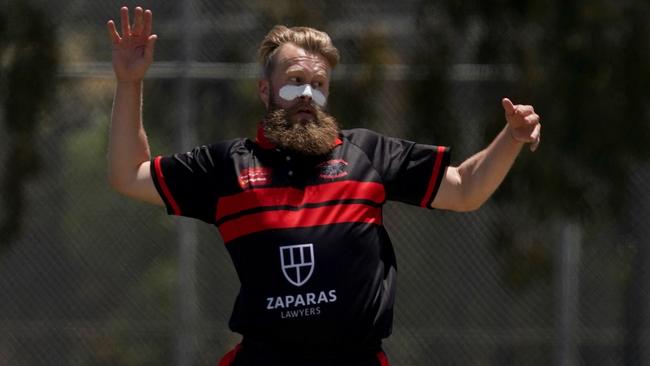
[317,159,349,179]
[279,244,315,287]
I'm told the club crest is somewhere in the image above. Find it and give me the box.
[317,159,349,179]
[279,244,315,287]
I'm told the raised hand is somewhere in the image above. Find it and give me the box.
[502,98,541,152]
[107,7,157,82]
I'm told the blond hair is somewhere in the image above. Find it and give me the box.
[258,25,340,78]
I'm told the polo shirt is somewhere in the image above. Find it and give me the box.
[150,127,450,352]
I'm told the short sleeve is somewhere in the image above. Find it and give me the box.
[344,129,451,208]
[150,140,238,223]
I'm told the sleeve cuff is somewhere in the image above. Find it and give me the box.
[150,156,182,215]
[420,146,451,208]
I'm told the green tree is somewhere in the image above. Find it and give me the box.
[0,0,58,253]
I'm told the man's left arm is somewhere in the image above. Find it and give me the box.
[432,97,541,212]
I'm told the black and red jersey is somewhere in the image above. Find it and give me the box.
[150,128,450,353]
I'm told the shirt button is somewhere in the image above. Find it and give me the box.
[288,170,294,176]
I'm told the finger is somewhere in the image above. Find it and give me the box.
[531,136,540,152]
[107,20,121,44]
[524,113,540,125]
[502,98,516,115]
[530,124,541,152]
[515,105,535,116]
[120,6,131,36]
[530,122,541,140]
[133,7,144,35]
[143,9,153,37]
[144,35,158,62]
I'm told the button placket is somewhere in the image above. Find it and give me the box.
[286,155,294,177]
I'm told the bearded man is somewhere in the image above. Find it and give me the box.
[107,6,540,366]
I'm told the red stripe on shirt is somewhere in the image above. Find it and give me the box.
[153,156,182,215]
[377,351,390,366]
[218,203,382,243]
[217,343,242,366]
[216,181,385,221]
[420,146,447,208]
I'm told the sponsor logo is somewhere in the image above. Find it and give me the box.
[238,167,272,189]
[317,159,349,179]
[268,243,338,319]
[266,290,338,310]
[266,290,338,319]
[279,244,314,287]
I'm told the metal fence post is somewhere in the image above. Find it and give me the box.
[174,1,199,365]
[555,221,582,366]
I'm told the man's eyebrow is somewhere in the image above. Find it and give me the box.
[285,65,306,71]
[286,64,328,73]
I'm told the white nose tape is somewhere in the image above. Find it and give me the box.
[279,84,327,107]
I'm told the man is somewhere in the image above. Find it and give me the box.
[107,6,540,366]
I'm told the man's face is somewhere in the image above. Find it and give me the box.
[259,43,339,156]
[262,43,331,123]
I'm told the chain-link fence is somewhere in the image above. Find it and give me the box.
[1,0,649,365]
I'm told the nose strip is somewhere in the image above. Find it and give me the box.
[301,85,313,98]
[279,84,327,107]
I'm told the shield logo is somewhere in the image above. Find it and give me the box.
[279,244,315,287]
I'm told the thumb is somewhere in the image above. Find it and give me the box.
[145,34,158,61]
[502,97,516,115]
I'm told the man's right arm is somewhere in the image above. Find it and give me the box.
[106,6,162,205]
[108,81,162,205]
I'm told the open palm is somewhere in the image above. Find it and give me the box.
[107,7,157,82]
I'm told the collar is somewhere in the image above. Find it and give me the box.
[255,123,343,150]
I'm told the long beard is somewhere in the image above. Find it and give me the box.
[262,101,340,157]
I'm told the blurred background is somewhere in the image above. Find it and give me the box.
[1,0,649,365]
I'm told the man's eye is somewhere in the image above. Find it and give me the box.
[289,77,301,83]
[312,81,323,88]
